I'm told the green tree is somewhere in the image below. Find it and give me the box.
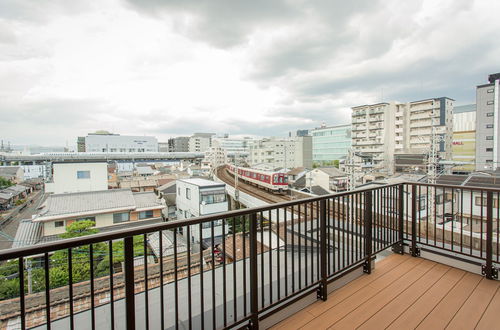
[59,220,99,239]
[333,160,340,168]
[0,177,13,188]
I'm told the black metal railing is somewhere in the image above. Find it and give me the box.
[0,182,498,329]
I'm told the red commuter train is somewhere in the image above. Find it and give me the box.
[226,165,289,193]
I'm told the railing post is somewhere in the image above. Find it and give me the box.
[483,191,498,279]
[318,199,328,301]
[411,184,420,257]
[393,184,405,254]
[364,191,372,274]
[124,236,136,330]
[249,213,259,329]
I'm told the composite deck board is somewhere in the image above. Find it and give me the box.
[348,263,450,330]
[270,254,500,330]
[475,286,500,330]
[413,272,482,330]
[359,267,464,330]
[445,277,500,329]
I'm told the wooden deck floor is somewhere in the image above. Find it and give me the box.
[271,254,500,330]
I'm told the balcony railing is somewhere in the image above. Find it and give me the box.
[0,183,498,329]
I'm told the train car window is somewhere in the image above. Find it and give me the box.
[273,176,278,183]
[279,177,283,183]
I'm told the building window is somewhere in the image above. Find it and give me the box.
[487,89,494,93]
[139,210,154,219]
[487,124,494,128]
[487,101,494,105]
[77,170,91,179]
[201,193,226,204]
[76,216,96,222]
[186,188,191,200]
[475,196,499,208]
[486,136,494,140]
[487,113,494,117]
[113,212,130,224]
[487,148,494,152]
[55,221,64,227]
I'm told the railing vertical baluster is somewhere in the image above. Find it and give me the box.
[395,184,404,254]
[159,230,165,330]
[249,213,259,329]
[89,244,95,330]
[364,191,372,274]
[124,236,136,330]
[411,185,419,257]
[174,230,179,329]
[200,223,205,328]
[484,191,498,279]
[18,257,26,330]
[68,248,74,330]
[318,199,328,301]
[44,252,51,330]
[109,241,115,330]
[187,225,193,330]
[143,234,149,330]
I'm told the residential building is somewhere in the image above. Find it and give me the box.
[286,167,307,184]
[212,135,256,154]
[45,162,108,194]
[452,104,476,173]
[176,178,228,244]
[188,133,215,153]
[168,136,190,152]
[78,131,158,153]
[248,136,313,169]
[305,167,349,193]
[20,164,47,179]
[32,189,165,237]
[0,166,24,183]
[311,123,351,165]
[475,73,500,170]
[203,147,228,172]
[351,97,454,176]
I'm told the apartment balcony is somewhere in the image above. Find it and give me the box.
[395,135,403,141]
[351,125,366,132]
[395,120,403,125]
[352,111,367,117]
[1,183,499,329]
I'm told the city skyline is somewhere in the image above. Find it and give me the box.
[1,0,499,145]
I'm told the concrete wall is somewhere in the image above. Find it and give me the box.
[46,162,108,194]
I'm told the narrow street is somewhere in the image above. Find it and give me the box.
[0,190,45,250]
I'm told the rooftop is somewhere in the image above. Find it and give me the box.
[35,189,163,222]
[178,178,225,187]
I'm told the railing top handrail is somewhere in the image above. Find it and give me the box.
[409,181,500,193]
[2,181,500,260]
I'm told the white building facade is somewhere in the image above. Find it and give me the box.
[45,162,108,194]
[176,178,229,244]
[82,132,158,153]
[188,133,215,153]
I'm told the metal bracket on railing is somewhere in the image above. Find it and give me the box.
[481,265,499,280]
[410,246,420,257]
[317,283,327,301]
[392,243,404,255]
[363,260,371,274]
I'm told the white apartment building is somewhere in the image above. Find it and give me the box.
[45,162,108,194]
[80,131,158,153]
[176,178,229,244]
[248,136,312,169]
[20,165,47,179]
[188,133,215,153]
[476,73,500,170]
[351,97,454,175]
[203,147,228,170]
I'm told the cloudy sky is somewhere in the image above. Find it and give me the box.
[1,0,499,147]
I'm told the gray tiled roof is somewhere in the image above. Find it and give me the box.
[133,191,165,209]
[38,189,136,218]
[12,219,43,249]
[0,166,20,176]
[317,167,346,177]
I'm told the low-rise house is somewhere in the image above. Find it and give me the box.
[176,178,228,245]
[287,167,307,184]
[0,192,13,210]
[2,185,30,201]
[136,166,155,177]
[0,166,24,184]
[155,180,176,219]
[45,161,108,194]
[120,179,157,192]
[33,189,166,237]
[306,167,349,193]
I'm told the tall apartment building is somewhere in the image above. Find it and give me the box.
[78,131,158,153]
[351,98,454,174]
[168,137,190,152]
[212,136,256,154]
[476,73,500,171]
[188,133,215,153]
[158,142,169,152]
[452,104,476,173]
[311,124,351,165]
[248,136,312,169]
